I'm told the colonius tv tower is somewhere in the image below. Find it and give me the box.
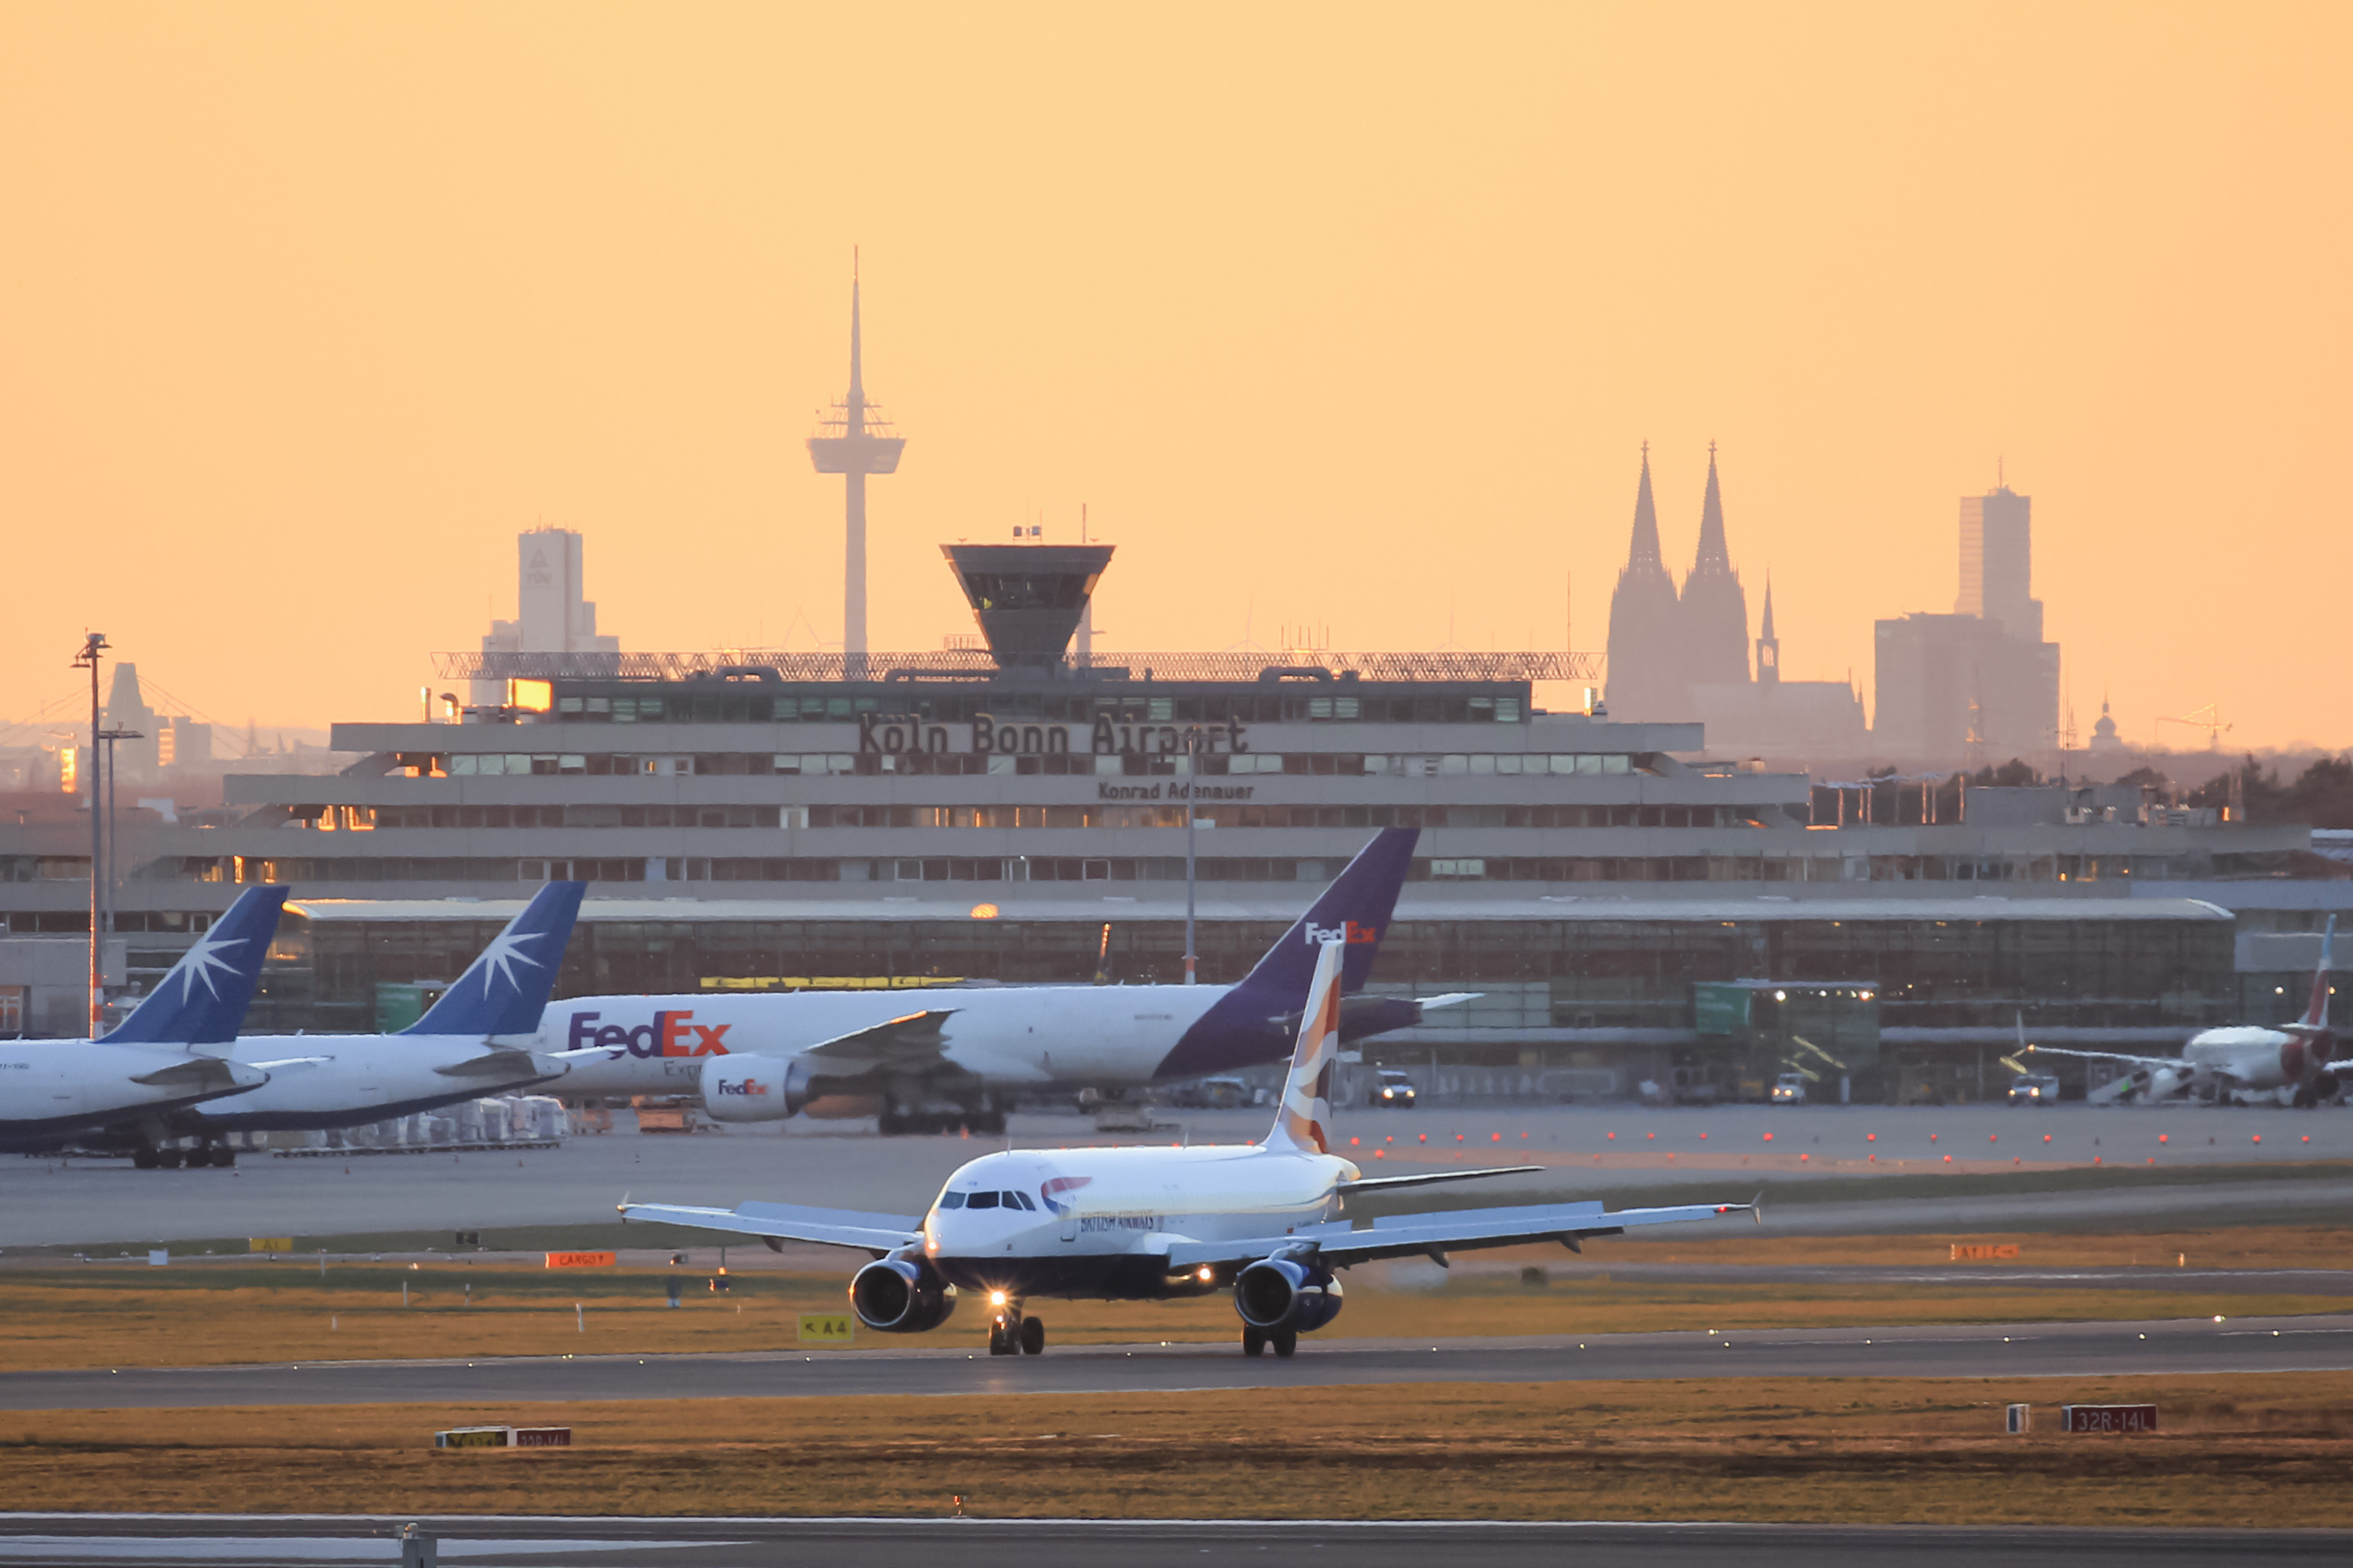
[806,253,906,672]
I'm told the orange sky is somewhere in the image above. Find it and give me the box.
[3,4,2346,757]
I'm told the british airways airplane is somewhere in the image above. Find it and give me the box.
[91,881,586,1167]
[0,885,286,1156]
[623,939,1756,1357]
[542,828,1465,1134]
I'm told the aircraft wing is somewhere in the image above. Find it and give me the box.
[1163,1196,1756,1270]
[797,1009,960,1066]
[618,1198,923,1254]
[435,1047,561,1080]
[1333,1164,1542,1194]
[2024,1045,2184,1070]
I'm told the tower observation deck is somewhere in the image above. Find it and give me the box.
[806,258,906,669]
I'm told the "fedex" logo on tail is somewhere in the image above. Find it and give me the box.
[566,1010,732,1057]
[1304,921,1379,946]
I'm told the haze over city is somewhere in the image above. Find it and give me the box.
[2,3,2346,752]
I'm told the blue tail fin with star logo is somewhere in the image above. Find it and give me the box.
[403,881,586,1038]
[101,885,290,1046]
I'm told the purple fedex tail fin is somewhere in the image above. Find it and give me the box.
[1153,826,1418,1079]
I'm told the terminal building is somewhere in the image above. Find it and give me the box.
[0,539,2330,1103]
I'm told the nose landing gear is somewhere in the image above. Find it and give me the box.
[987,1301,1046,1355]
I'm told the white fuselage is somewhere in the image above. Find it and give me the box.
[536,986,1232,1099]
[174,1034,567,1133]
[0,1041,267,1147]
[919,1142,1351,1294]
[2178,1027,2309,1092]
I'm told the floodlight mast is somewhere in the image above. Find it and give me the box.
[71,632,108,1036]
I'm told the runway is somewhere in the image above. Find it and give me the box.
[0,1515,2345,1567]
[5,1312,2349,1412]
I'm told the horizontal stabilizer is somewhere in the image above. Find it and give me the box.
[127,1055,267,1096]
[800,1008,958,1064]
[618,1198,921,1254]
[434,1048,557,1081]
[1334,1163,1543,1195]
[1413,993,1482,1012]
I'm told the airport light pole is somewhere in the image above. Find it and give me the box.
[71,632,108,1036]
[1183,727,1200,984]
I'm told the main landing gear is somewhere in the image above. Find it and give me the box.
[1240,1326,1298,1358]
[130,1142,236,1170]
[987,1300,1046,1356]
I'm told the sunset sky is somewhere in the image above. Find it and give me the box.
[3,4,2346,757]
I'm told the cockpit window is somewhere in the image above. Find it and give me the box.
[1006,1190,1036,1211]
[965,1190,1000,1210]
[937,1191,965,1210]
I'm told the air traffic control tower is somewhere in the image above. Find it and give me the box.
[806,261,906,671]
[940,543,1116,668]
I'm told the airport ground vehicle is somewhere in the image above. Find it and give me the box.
[622,942,1756,1357]
[1166,1077,1255,1110]
[551,829,1471,1134]
[0,886,285,1156]
[2006,1072,2061,1105]
[1371,1069,1418,1109]
[1769,1072,1808,1105]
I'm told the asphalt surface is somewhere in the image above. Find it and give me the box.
[8,1102,2350,1252]
[5,1312,2348,1412]
[0,1516,2345,1567]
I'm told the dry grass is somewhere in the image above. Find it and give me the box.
[3,1375,2351,1524]
[1,1230,2346,1372]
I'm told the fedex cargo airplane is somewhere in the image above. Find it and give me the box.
[0,886,285,1155]
[2031,916,2341,1105]
[540,828,1465,1133]
[622,938,1756,1358]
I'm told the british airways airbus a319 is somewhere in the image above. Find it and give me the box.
[621,938,1758,1359]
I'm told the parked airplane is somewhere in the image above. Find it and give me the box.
[621,939,1757,1357]
[99,881,588,1167]
[544,827,1464,1133]
[0,886,287,1156]
[2031,917,2340,1106]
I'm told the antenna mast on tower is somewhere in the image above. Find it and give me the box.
[806,250,907,675]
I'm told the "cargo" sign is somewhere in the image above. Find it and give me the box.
[544,1251,616,1269]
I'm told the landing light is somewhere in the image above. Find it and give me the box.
[1197,1266,1213,1282]
[988,1290,1008,1308]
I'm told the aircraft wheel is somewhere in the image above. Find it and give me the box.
[879,1112,906,1136]
[1273,1331,1298,1359]
[211,1147,238,1168]
[1241,1327,1266,1357]
[988,1321,1014,1355]
[157,1148,185,1169]
[132,1148,159,1170]
[1019,1316,1045,1356]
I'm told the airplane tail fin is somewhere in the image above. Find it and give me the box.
[2303,914,2336,1031]
[405,881,587,1037]
[1228,826,1417,1005]
[101,885,290,1046]
[1262,939,1344,1155]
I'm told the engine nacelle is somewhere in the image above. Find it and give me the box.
[1232,1255,1345,1333]
[700,1054,811,1121]
[849,1257,957,1333]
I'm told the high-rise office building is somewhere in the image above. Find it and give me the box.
[1875,483,2060,762]
[475,527,619,704]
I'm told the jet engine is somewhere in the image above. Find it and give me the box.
[849,1257,957,1333]
[699,1054,812,1122]
[1232,1254,1345,1333]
